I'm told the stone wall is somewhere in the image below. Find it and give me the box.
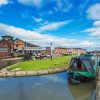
[0,58,22,69]
[0,67,68,77]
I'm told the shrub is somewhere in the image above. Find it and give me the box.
[23,53,32,61]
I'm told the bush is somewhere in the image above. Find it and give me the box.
[11,53,18,58]
[23,53,32,61]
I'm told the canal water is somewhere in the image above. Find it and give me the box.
[0,72,95,100]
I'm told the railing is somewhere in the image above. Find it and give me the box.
[24,47,46,51]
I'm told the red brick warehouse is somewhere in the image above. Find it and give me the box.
[0,39,11,57]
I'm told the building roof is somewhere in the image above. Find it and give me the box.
[26,42,39,47]
[14,38,39,47]
[2,35,13,38]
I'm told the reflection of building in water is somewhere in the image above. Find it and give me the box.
[17,82,29,100]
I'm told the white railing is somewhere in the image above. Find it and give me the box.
[24,47,46,51]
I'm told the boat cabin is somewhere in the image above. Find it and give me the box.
[69,57,95,73]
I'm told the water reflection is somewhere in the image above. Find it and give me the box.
[0,72,95,100]
[17,82,29,100]
[68,81,95,100]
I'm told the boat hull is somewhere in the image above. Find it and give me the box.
[68,72,95,83]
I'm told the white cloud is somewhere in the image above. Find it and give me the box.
[38,10,54,18]
[33,17,43,23]
[87,3,100,20]
[32,16,49,26]
[18,0,72,13]
[84,27,100,36]
[93,20,100,26]
[0,23,98,48]
[55,0,73,12]
[0,0,10,6]
[18,0,42,8]
[83,4,100,39]
[38,20,71,31]
[79,40,95,46]
[21,11,29,18]
[83,20,100,37]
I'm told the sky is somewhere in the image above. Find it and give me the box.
[0,0,100,50]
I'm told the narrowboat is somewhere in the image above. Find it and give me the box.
[68,54,99,83]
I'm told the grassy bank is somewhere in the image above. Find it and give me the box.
[9,55,74,71]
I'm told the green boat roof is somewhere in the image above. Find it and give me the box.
[72,53,97,60]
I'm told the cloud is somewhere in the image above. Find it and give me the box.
[21,11,29,18]
[18,0,42,8]
[0,23,76,47]
[79,0,90,16]
[78,40,96,46]
[38,20,71,31]
[32,16,49,26]
[87,3,100,20]
[84,26,100,37]
[83,20,100,37]
[0,23,51,40]
[0,0,10,6]
[83,3,100,40]
[93,20,100,26]
[18,0,72,13]
[32,17,43,23]
[55,0,73,12]
[0,23,98,48]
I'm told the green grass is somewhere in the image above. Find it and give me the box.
[9,55,75,71]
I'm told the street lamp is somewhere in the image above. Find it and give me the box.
[50,43,53,61]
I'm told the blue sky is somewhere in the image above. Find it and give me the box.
[0,0,100,50]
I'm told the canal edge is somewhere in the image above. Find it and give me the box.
[0,67,68,77]
[96,66,100,100]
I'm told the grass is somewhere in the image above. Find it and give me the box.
[9,55,75,71]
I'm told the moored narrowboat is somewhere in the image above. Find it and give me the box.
[68,54,99,83]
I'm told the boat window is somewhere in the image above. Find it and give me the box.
[72,60,77,69]
[82,60,94,73]
[91,59,95,66]
[70,58,87,71]
[71,58,82,70]
[70,59,74,67]
[76,58,81,70]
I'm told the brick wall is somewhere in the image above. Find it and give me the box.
[0,40,11,57]
[13,39,25,49]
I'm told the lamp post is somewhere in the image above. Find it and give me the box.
[50,43,53,61]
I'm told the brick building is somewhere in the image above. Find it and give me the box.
[13,38,25,51]
[0,39,11,57]
[0,35,45,57]
[45,47,51,55]
[55,47,86,55]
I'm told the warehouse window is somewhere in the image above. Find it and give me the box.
[16,45,18,47]
[0,48,8,52]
